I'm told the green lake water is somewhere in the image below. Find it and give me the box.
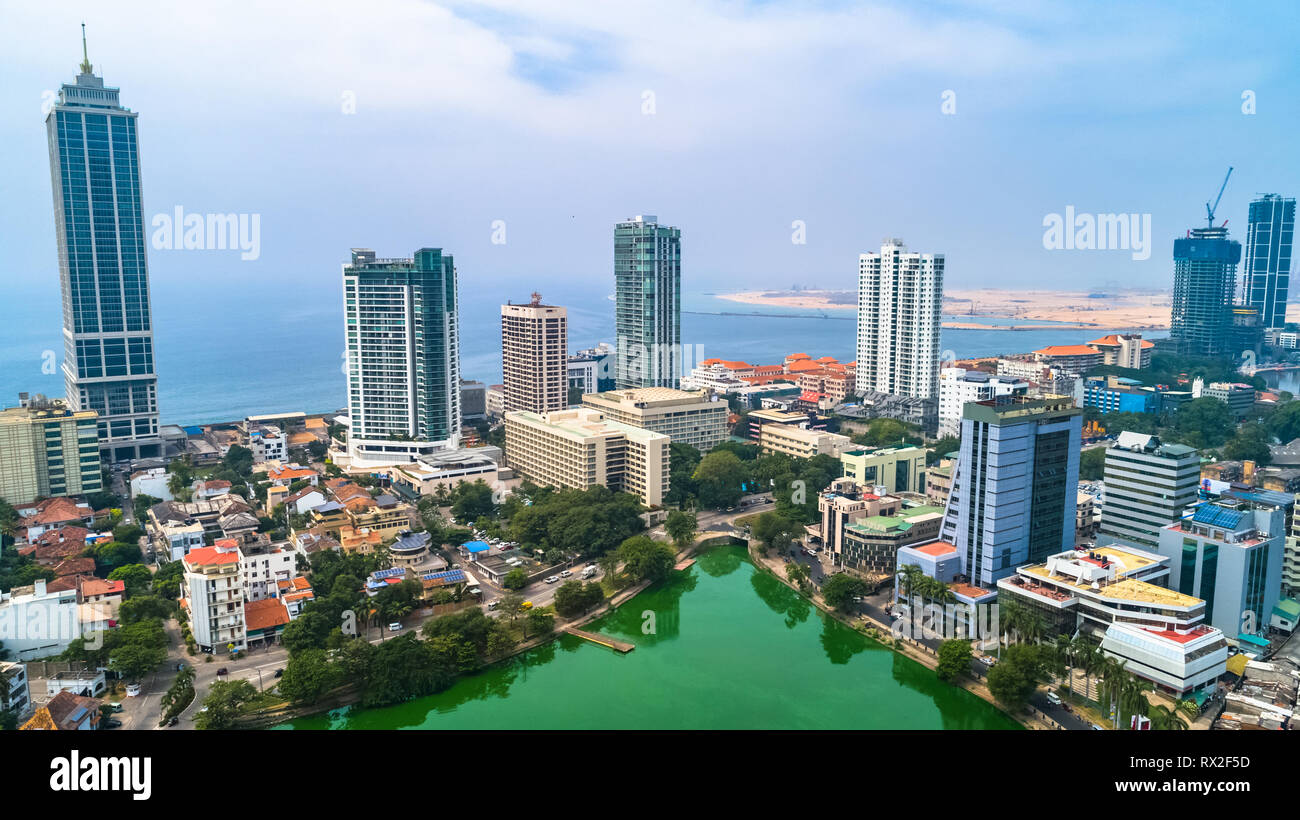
[280,545,1020,730]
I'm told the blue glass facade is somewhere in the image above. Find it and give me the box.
[1243,194,1295,329]
[47,62,161,461]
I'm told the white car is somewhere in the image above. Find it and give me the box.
[388,622,402,632]
[545,575,560,584]
[978,655,997,667]
[559,570,573,578]
[1046,692,1063,707]
[805,548,818,557]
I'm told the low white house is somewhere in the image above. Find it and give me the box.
[130,467,173,502]
[0,580,81,660]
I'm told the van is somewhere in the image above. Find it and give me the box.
[521,601,534,611]
[1046,692,1062,707]
[582,566,597,579]
[388,622,402,632]
[487,600,499,610]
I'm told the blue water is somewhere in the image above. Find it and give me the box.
[0,280,1162,428]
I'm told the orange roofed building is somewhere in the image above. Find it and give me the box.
[1032,344,1103,377]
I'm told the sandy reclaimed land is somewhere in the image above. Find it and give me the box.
[945,288,1170,329]
[718,288,1170,330]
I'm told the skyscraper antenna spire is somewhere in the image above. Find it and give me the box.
[79,22,93,74]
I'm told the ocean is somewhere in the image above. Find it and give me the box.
[0,279,1163,428]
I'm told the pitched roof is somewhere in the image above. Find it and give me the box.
[243,597,290,633]
[51,557,96,577]
[37,690,100,730]
[79,578,125,597]
[1033,345,1099,357]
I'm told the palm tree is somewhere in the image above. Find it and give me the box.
[1099,657,1128,729]
[898,564,924,607]
[1076,639,1105,703]
[1120,674,1154,729]
[1054,634,1075,695]
[1147,704,1188,731]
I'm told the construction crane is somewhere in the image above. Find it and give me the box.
[1205,166,1233,228]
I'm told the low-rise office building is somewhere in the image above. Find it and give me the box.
[759,423,852,459]
[997,544,1228,695]
[1098,432,1200,549]
[840,446,927,495]
[581,387,728,452]
[1156,499,1285,639]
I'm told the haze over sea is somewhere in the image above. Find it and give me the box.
[0,277,1163,428]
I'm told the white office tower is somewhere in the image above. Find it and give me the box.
[856,239,944,400]
[1098,432,1200,550]
[937,368,1028,438]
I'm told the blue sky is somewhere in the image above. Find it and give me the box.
[1,0,1297,295]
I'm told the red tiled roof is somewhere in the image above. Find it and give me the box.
[1034,345,1098,357]
[80,578,125,597]
[184,545,239,566]
[243,597,290,632]
[51,557,96,577]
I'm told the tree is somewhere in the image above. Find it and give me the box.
[108,564,153,598]
[118,595,175,624]
[451,480,497,522]
[821,573,867,611]
[554,580,604,618]
[985,643,1047,710]
[196,679,258,729]
[616,536,676,583]
[279,648,342,705]
[664,509,698,548]
[108,642,167,682]
[91,541,143,575]
[1222,422,1273,464]
[926,435,960,466]
[936,639,972,682]
[693,450,749,510]
[750,511,801,553]
[223,444,255,477]
[1079,447,1106,480]
[112,523,144,545]
[151,560,185,599]
[1171,397,1235,448]
[502,568,528,590]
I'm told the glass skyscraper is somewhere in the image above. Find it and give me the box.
[614,215,681,389]
[1242,194,1295,329]
[1170,226,1241,358]
[46,42,161,462]
[342,248,461,466]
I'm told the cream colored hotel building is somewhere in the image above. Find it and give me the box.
[504,408,670,506]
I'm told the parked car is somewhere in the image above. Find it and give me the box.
[1046,692,1063,707]
[545,576,559,584]
[107,702,124,713]
[102,718,123,730]
[273,669,284,678]
[978,655,996,667]
[487,600,500,610]
[805,548,818,557]
[521,601,534,610]
[215,668,228,676]
[388,622,402,632]
[167,716,179,727]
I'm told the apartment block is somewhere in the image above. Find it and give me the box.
[504,408,670,506]
[581,387,727,452]
[0,394,101,504]
[181,541,247,653]
[856,239,943,400]
[502,299,568,414]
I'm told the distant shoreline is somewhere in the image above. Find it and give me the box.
[715,288,1172,331]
